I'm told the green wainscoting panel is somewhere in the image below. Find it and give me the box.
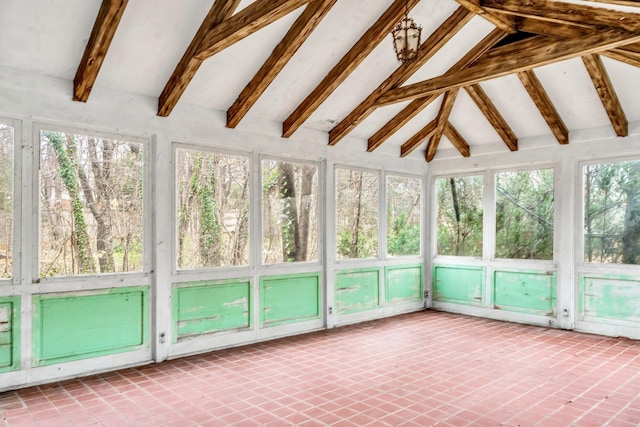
[260,273,321,327]
[335,268,380,314]
[493,270,556,316]
[0,296,20,372]
[32,287,148,366]
[386,265,423,304]
[433,265,484,306]
[173,279,251,341]
[580,275,640,322]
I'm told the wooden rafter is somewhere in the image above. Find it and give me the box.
[426,90,459,162]
[227,0,336,129]
[443,122,471,158]
[376,29,640,105]
[464,84,518,151]
[482,0,640,32]
[584,0,640,6]
[195,0,313,59]
[158,0,241,117]
[400,119,437,157]
[515,17,593,39]
[367,28,508,152]
[280,0,420,138]
[517,70,569,145]
[73,0,129,102]
[602,48,640,67]
[328,7,474,146]
[454,0,516,33]
[582,54,628,137]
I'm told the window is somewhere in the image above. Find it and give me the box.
[386,175,421,256]
[584,160,640,264]
[495,169,554,260]
[0,124,13,279]
[39,130,144,276]
[262,159,318,264]
[176,148,249,269]
[436,175,483,257]
[336,168,378,259]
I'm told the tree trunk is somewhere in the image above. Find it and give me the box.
[297,165,316,261]
[278,163,299,261]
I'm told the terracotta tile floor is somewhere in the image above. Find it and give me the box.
[2,311,640,426]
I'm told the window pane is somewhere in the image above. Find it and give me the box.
[387,175,421,256]
[584,161,640,264]
[496,169,554,260]
[436,175,483,257]
[0,124,13,279]
[262,160,318,264]
[176,149,249,269]
[336,168,378,259]
[39,131,144,276]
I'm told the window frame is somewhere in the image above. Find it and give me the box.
[33,123,151,284]
[172,142,252,273]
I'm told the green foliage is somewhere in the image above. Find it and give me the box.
[387,176,421,256]
[387,213,420,256]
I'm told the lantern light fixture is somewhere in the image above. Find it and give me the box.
[391,1,422,63]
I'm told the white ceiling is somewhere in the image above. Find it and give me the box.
[1,0,639,160]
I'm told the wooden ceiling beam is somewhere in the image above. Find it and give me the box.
[280,0,420,138]
[582,54,628,137]
[158,0,241,117]
[515,17,593,38]
[426,89,459,162]
[367,28,507,152]
[400,119,437,157]
[517,70,569,145]
[454,0,517,33]
[328,7,474,146]
[195,0,313,59]
[376,29,640,105]
[482,0,640,32]
[443,122,471,158]
[226,0,336,129]
[584,0,640,6]
[464,84,518,151]
[601,48,640,67]
[73,0,129,102]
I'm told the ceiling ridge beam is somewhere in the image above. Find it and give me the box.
[226,0,337,129]
[367,28,508,152]
[426,89,459,162]
[482,0,640,32]
[464,84,518,151]
[582,54,628,137]
[400,119,437,157]
[375,29,640,105]
[454,0,517,33]
[443,122,471,158]
[73,0,129,102]
[517,70,569,145]
[280,0,421,138]
[158,0,242,117]
[195,0,314,60]
[328,7,474,146]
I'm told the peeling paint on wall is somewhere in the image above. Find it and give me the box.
[0,297,20,372]
[260,274,321,327]
[493,270,556,316]
[433,266,484,306]
[335,268,380,314]
[385,265,423,304]
[580,275,640,323]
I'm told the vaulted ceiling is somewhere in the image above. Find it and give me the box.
[2,0,640,161]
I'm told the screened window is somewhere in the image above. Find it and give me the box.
[336,168,378,259]
[386,175,421,256]
[584,160,640,264]
[436,175,483,257]
[39,131,144,276]
[262,160,318,264]
[496,169,554,260]
[0,124,13,279]
[176,149,249,269]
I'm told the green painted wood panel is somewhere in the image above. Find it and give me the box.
[580,276,640,322]
[335,269,380,314]
[493,270,556,316]
[32,287,148,366]
[386,265,423,304]
[433,266,484,306]
[260,274,320,327]
[0,297,20,372]
[173,280,251,341]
